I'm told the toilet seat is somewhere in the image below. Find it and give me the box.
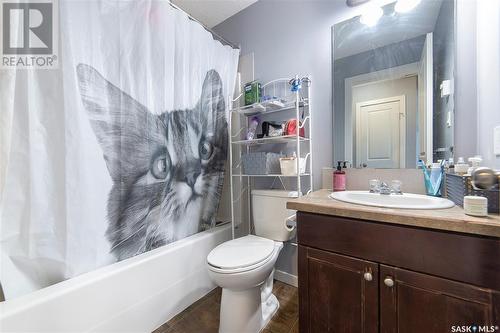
[207,235,279,274]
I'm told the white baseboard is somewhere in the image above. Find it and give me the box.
[274,269,298,287]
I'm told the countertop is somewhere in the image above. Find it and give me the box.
[287,189,500,238]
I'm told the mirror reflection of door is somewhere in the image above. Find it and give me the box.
[356,96,406,168]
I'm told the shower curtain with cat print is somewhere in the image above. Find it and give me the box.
[0,0,239,300]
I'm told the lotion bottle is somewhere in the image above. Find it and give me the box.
[333,161,346,192]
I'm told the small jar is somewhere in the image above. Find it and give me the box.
[464,196,488,217]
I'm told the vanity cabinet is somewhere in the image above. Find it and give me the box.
[299,247,379,332]
[379,265,497,333]
[297,212,500,333]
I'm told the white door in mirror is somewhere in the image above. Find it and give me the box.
[329,191,455,210]
[356,96,406,168]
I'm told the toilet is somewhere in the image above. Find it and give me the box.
[207,190,297,333]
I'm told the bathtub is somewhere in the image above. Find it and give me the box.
[0,224,232,332]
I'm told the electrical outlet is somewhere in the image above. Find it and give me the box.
[446,111,452,128]
[494,126,500,156]
[440,80,452,97]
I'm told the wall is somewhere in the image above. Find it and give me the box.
[351,76,418,168]
[432,0,455,161]
[333,36,425,163]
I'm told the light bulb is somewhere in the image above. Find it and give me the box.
[395,0,421,13]
[360,5,383,27]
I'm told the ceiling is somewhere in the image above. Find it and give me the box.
[172,0,258,28]
[334,0,444,59]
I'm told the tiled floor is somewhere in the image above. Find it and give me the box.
[153,280,298,333]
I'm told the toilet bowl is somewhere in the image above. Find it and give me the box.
[206,190,298,333]
[207,235,283,333]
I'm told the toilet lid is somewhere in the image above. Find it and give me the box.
[207,235,275,270]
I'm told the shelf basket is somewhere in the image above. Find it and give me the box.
[445,173,499,214]
[241,152,283,175]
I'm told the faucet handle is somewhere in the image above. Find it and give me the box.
[369,179,381,193]
[391,180,403,195]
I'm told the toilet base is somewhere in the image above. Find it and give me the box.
[219,273,279,333]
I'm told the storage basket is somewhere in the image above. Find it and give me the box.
[241,152,282,175]
[445,173,499,214]
[279,157,307,176]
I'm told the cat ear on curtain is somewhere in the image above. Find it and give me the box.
[195,70,228,230]
[76,64,165,183]
[196,69,226,128]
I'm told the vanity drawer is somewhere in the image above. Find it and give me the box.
[297,212,500,290]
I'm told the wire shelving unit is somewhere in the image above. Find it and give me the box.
[228,76,313,239]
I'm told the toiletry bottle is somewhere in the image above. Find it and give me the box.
[455,157,468,175]
[246,116,260,140]
[333,161,346,192]
[467,156,482,175]
[447,158,454,174]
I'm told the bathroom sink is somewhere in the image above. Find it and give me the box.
[329,191,455,210]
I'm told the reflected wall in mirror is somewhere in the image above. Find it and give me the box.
[333,0,455,168]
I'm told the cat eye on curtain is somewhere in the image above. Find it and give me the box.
[152,154,170,180]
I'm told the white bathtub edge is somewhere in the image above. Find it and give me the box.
[0,225,231,333]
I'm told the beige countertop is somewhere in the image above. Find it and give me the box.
[287,189,500,238]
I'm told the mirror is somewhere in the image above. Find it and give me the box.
[332,0,455,168]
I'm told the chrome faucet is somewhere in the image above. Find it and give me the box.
[369,179,403,195]
[379,182,391,195]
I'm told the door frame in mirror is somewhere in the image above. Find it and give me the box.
[418,33,434,166]
[344,62,420,165]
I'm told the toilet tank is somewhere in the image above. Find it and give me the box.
[251,190,299,242]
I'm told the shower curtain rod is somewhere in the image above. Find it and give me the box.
[168,1,240,50]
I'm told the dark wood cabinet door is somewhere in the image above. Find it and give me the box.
[380,265,500,333]
[298,246,379,333]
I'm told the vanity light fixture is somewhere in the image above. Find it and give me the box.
[394,0,421,13]
[360,4,383,27]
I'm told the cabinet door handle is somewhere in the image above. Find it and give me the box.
[384,276,394,287]
[363,272,373,281]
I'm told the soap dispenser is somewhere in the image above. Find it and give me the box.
[333,161,346,192]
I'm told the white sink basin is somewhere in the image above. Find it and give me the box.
[329,191,455,210]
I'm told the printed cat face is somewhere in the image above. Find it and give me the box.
[77,64,228,260]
